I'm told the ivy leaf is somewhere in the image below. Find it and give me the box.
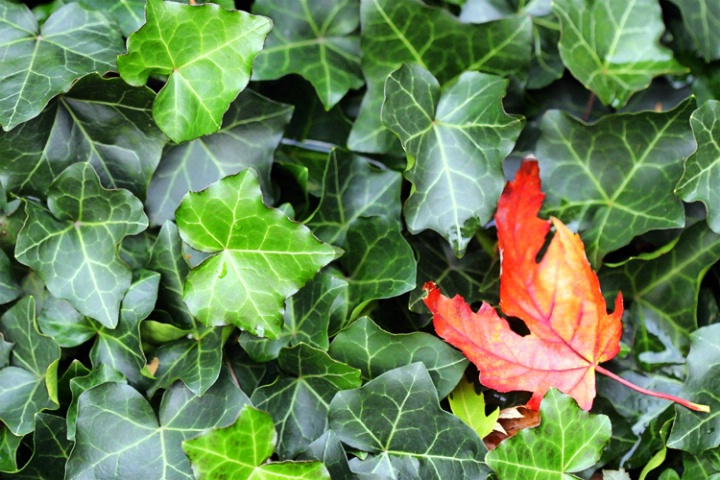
[251,344,361,458]
[553,0,686,107]
[38,293,94,348]
[14,413,71,479]
[328,316,467,398]
[0,1,124,130]
[176,169,336,338]
[183,405,331,480]
[65,370,249,479]
[0,74,167,201]
[79,0,146,36]
[329,363,491,479]
[308,149,402,246]
[117,0,272,142]
[0,424,21,473]
[66,364,127,442]
[251,0,363,110]
[667,324,720,454]
[448,377,500,440]
[667,0,720,62]
[676,100,720,233]
[600,222,720,368]
[486,389,612,479]
[382,64,524,256]
[298,430,369,480]
[337,216,416,313]
[15,163,148,328]
[349,0,531,153]
[536,98,696,266]
[146,90,292,226]
[0,249,20,305]
[0,297,60,436]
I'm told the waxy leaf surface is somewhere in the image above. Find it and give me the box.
[15,163,148,328]
[553,0,685,107]
[667,0,720,62]
[536,99,696,265]
[424,161,623,410]
[252,0,363,110]
[117,0,271,142]
[383,64,524,255]
[0,1,124,130]
[176,169,336,338]
[486,389,611,479]
[183,405,331,480]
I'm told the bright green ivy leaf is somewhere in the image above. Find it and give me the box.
[676,100,720,233]
[449,377,500,440]
[251,344,361,458]
[117,0,272,142]
[0,74,167,201]
[14,413,72,480]
[176,169,336,338]
[667,324,720,454]
[552,0,686,107]
[66,370,249,479]
[667,0,720,62]
[0,249,20,305]
[15,163,148,328]
[349,0,531,153]
[308,149,402,246]
[146,90,292,226]
[252,0,363,110]
[383,64,523,256]
[601,222,720,366]
[537,98,696,266]
[0,297,60,436]
[0,1,124,130]
[328,317,467,398]
[329,363,490,478]
[183,405,331,480]
[337,216,415,313]
[486,389,611,480]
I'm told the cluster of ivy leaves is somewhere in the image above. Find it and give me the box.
[1,0,720,478]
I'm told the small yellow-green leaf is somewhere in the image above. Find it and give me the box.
[449,377,499,439]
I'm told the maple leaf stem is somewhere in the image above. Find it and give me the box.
[595,365,710,413]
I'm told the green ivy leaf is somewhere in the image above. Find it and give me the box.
[329,363,490,478]
[383,64,524,256]
[0,333,11,369]
[79,0,146,36]
[0,424,21,473]
[676,100,720,233]
[308,149,402,246]
[537,98,696,266]
[252,0,363,110]
[553,0,686,107]
[0,296,60,436]
[251,344,361,458]
[14,413,71,480]
[176,169,336,338]
[183,405,331,480]
[0,1,124,130]
[667,324,720,454]
[0,74,167,201]
[146,90,292,226]
[0,249,20,305]
[66,370,249,479]
[337,216,415,312]
[349,0,531,153]
[667,0,720,62]
[601,223,720,366]
[683,450,720,478]
[486,389,611,480]
[15,163,148,328]
[66,364,127,442]
[329,317,467,398]
[38,292,94,348]
[448,377,500,440]
[117,0,272,142]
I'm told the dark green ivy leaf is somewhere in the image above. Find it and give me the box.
[66,364,127,442]
[0,249,20,305]
[79,0,146,36]
[0,423,22,473]
[0,1,124,130]
[349,0,531,153]
[251,344,361,458]
[252,0,363,110]
[14,413,71,480]
[176,169,336,338]
[15,163,148,328]
[117,0,272,142]
[537,98,696,266]
[667,0,720,62]
[329,317,467,398]
[383,63,524,256]
[0,296,60,436]
[330,363,490,478]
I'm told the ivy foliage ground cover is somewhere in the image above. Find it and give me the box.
[1,0,720,478]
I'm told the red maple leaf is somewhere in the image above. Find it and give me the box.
[424,159,708,412]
